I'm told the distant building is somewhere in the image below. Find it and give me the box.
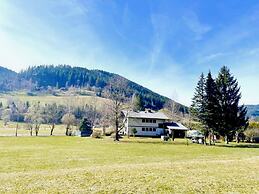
[123,110,190,138]
[162,122,189,138]
[123,110,169,137]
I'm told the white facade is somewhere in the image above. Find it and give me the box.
[123,111,169,137]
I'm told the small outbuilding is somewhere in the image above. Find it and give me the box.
[162,122,189,139]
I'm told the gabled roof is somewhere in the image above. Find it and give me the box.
[166,122,189,130]
[123,110,169,120]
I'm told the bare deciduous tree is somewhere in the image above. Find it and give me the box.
[164,99,181,121]
[2,108,11,126]
[105,76,129,141]
[25,102,44,136]
[61,113,76,136]
[44,103,65,136]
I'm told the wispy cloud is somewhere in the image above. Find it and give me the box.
[182,11,211,40]
[0,1,259,105]
[148,13,171,73]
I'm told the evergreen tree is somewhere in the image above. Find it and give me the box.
[215,66,248,143]
[191,73,206,123]
[79,118,92,136]
[191,67,248,144]
[204,72,219,144]
[131,94,144,111]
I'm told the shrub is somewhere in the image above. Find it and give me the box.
[131,128,137,137]
[105,130,114,136]
[79,118,92,132]
[67,130,73,136]
[91,131,102,138]
[244,128,259,142]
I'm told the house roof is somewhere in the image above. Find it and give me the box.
[123,110,169,120]
[166,122,189,130]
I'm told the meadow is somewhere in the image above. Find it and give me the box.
[0,91,109,110]
[0,136,258,193]
[0,121,67,136]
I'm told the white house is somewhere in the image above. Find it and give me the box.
[123,110,169,137]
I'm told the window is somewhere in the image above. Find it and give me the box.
[142,119,156,123]
[158,123,163,128]
[142,128,145,131]
[149,128,152,131]
[153,128,156,132]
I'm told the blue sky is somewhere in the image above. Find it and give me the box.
[0,0,259,105]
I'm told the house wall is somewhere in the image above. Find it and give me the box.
[124,117,166,137]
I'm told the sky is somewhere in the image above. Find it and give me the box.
[0,0,259,106]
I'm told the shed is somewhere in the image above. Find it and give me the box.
[164,122,189,138]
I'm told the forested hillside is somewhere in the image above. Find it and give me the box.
[246,105,259,118]
[16,65,186,111]
[0,66,18,91]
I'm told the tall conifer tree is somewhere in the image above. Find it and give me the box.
[191,73,206,123]
[216,66,248,143]
[191,67,248,144]
[204,72,219,143]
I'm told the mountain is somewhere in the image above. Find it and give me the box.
[0,65,187,112]
[246,105,259,118]
[0,66,18,91]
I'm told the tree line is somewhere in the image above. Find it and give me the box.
[191,66,248,144]
[0,79,148,139]
[0,98,102,136]
[18,65,173,110]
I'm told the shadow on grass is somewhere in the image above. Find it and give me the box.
[120,138,190,145]
[120,138,259,148]
[215,143,259,148]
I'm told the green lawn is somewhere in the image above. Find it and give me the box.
[0,137,258,193]
[0,121,68,136]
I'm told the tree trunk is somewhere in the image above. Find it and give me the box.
[15,123,18,137]
[225,135,229,144]
[102,126,106,136]
[30,128,33,136]
[115,122,119,141]
[35,127,38,136]
[114,113,119,141]
[35,124,40,136]
[236,132,240,143]
[172,130,175,141]
[212,131,215,144]
[65,125,70,136]
[50,124,55,136]
[209,132,212,145]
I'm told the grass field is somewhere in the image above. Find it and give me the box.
[0,137,258,193]
[0,121,68,136]
[0,91,109,110]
